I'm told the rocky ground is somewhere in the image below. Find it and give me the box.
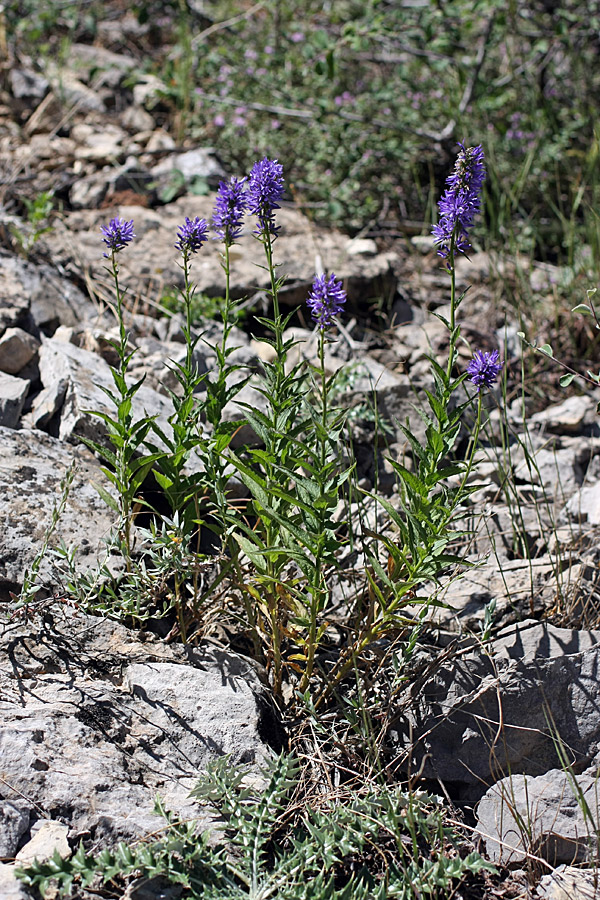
[2,16,600,900]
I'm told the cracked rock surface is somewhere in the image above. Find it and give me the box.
[0,605,279,849]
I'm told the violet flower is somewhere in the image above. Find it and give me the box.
[101,217,135,255]
[213,176,247,245]
[467,349,503,392]
[175,217,209,254]
[247,157,285,237]
[432,143,486,261]
[307,273,346,329]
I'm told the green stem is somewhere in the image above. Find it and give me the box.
[263,230,283,362]
[299,329,328,693]
[222,242,231,337]
[445,235,457,386]
[270,588,283,698]
[182,248,194,381]
[109,249,133,568]
[174,571,187,643]
[261,229,285,696]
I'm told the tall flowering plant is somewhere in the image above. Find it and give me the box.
[78,149,503,701]
[152,216,209,508]
[146,189,254,640]
[85,218,164,569]
[316,143,502,704]
[205,176,249,450]
[294,273,348,692]
[139,217,212,638]
[202,175,251,497]
[221,160,354,695]
[227,157,312,693]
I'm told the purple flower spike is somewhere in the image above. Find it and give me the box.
[307,273,346,329]
[212,176,247,245]
[175,217,209,254]
[247,157,285,237]
[101,217,135,254]
[432,143,486,262]
[467,349,503,392]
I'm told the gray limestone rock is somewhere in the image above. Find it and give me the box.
[69,173,110,209]
[422,556,566,631]
[46,197,397,311]
[530,395,600,436]
[0,328,40,376]
[0,801,30,859]
[37,337,173,446]
[132,74,168,108]
[0,373,30,428]
[15,820,70,866]
[0,426,117,589]
[476,768,600,866]
[392,621,600,794]
[125,661,269,769]
[9,68,49,102]
[0,863,29,900]
[535,865,599,899]
[72,123,127,163]
[27,380,68,430]
[44,68,106,112]
[150,147,226,189]
[0,251,96,334]
[0,606,276,846]
[513,441,587,503]
[68,42,137,86]
[567,480,600,525]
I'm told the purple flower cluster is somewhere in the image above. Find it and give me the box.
[247,157,285,237]
[100,217,135,254]
[467,349,503,392]
[307,273,346,329]
[175,216,209,255]
[432,143,486,261]
[102,158,286,261]
[212,177,247,245]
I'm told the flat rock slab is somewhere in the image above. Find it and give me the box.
[493,618,600,656]
[476,768,600,866]
[0,426,116,591]
[392,621,600,795]
[530,395,600,435]
[15,820,70,865]
[0,606,277,847]
[567,480,600,525]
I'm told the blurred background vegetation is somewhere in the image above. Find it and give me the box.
[4,0,600,391]
[4,1,599,259]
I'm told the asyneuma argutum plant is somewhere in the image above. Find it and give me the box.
[313,142,501,705]
[77,147,502,703]
[226,158,349,696]
[85,218,163,569]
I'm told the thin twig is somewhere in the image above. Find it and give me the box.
[190,1,267,50]
[415,14,496,144]
[202,93,314,120]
